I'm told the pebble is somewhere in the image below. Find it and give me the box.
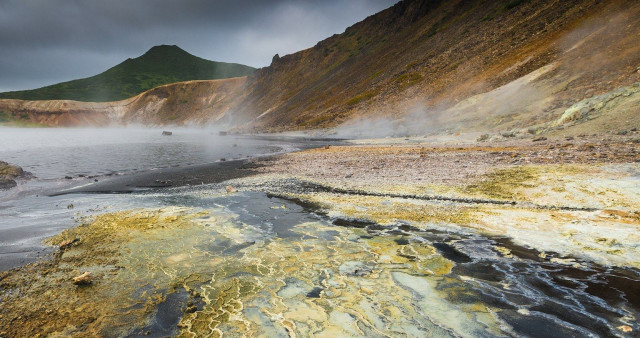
[72,271,93,285]
[346,234,360,242]
[617,325,632,333]
[58,238,79,251]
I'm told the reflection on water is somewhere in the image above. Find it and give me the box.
[1,189,637,337]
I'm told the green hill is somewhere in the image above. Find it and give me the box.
[0,45,255,102]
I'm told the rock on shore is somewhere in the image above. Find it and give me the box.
[0,161,30,190]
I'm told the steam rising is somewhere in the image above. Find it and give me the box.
[332,102,443,138]
[331,4,640,139]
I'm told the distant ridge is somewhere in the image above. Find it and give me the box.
[0,45,255,102]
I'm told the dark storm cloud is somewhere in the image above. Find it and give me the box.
[0,0,395,91]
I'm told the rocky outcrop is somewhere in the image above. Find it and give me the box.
[555,83,640,126]
[0,161,31,190]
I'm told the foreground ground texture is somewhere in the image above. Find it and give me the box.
[1,133,639,337]
[246,133,640,268]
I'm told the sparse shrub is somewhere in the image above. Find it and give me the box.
[504,0,528,10]
[305,114,333,126]
[427,17,448,37]
[367,70,383,80]
[394,73,424,90]
[481,14,495,22]
[345,91,378,106]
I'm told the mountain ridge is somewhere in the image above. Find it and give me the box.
[1,0,638,136]
[0,45,255,102]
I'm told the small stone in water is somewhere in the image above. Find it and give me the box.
[346,234,360,242]
[618,325,632,333]
[67,203,74,209]
[339,261,372,276]
[517,308,531,316]
[225,185,237,193]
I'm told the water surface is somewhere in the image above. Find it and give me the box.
[0,127,292,180]
[0,127,300,270]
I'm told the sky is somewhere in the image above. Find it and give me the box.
[0,0,396,92]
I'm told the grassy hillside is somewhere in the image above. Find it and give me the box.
[0,45,255,102]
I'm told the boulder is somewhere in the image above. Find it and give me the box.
[0,178,17,190]
[0,161,24,177]
[0,161,31,190]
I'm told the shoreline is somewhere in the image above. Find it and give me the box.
[237,132,640,268]
[1,132,639,336]
[47,159,260,195]
[20,131,640,269]
[0,132,640,336]
[43,134,346,196]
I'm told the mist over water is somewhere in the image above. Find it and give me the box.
[0,127,301,270]
[0,127,291,180]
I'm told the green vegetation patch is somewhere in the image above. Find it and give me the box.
[345,90,379,106]
[305,114,333,126]
[395,72,424,90]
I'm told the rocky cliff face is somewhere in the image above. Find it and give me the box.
[1,0,638,134]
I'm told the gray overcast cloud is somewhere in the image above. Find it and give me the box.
[0,0,395,92]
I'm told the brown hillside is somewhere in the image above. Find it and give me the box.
[234,0,640,133]
[0,78,247,127]
[1,0,638,134]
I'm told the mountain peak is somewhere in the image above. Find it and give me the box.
[0,45,255,102]
[141,45,190,57]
